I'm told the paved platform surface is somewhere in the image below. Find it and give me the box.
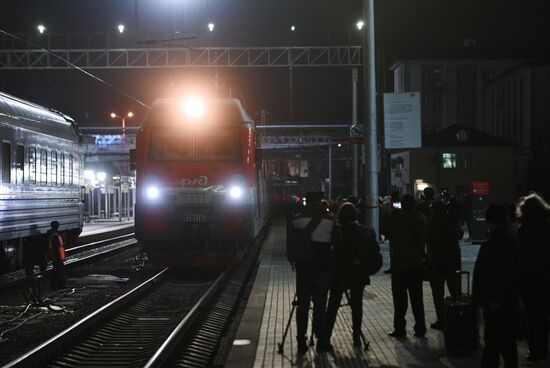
[227,219,537,368]
[80,220,134,238]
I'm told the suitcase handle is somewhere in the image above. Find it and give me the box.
[455,270,470,297]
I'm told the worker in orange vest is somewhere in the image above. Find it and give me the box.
[48,221,66,290]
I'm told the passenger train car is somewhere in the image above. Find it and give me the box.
[134,97,270,267]
[0,91,84,273]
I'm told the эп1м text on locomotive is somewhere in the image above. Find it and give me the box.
[133,97,270,267]
[0,91,84,274]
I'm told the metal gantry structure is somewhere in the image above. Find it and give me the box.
[0,31,362,69]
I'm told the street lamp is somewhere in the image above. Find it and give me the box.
[37,24,46,34]
[356,20,364,30]
[110,111,134,137]
[208,22,215,32]
[290,25,296,31]
[118,24,125,33]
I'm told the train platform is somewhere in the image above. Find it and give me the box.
[226,219,534,368]
[80,219,134,239]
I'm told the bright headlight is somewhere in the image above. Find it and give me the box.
[147,186,160,199]
[182,97,204,118]
[229,186,243,199]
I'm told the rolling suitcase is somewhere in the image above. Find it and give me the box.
[444,270,479,354]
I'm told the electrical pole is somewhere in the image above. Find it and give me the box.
[352,67,359,197]
[363,0,379,234]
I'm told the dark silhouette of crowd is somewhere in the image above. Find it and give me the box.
[286,188,550,365]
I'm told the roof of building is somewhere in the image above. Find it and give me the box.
[422,125,515,147]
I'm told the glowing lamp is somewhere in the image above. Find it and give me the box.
[96,172,107,182]
[147,186,159,199]
[182,98,205,118]
[208,23,215,32]
[118,24,125,33]
[127,111,134,118]
[37,25,46,34]
[110,112,117,118]
[229,186,243,199]
[356,20,365,30]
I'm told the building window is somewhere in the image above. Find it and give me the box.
[442,153,457,169]
[40,149,48,185]
[462,152,473,169]
[29,147,36,184]
[2,142,11,183]
[16,145,24,184]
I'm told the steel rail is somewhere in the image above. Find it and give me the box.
[144,271,227,368]
[2,267,170,368]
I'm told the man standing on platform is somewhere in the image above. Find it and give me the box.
[287,191,339,354]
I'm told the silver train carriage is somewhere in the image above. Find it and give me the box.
[0,91,84,273]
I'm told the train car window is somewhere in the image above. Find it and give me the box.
[195,129,239,161]
[40,149,48,186]
[29,147,36,184]
[2,142,11,184]
[51,151,58,186]
[16,145,24,184]
[60,153,65,186]
[69,154,74,186]
[150,129,193,161]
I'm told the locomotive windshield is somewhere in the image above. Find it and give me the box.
[150,127,239,161]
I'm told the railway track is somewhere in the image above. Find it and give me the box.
[2,238,261,368]
[0,233,138,291]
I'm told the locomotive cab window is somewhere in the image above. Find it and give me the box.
[195,129,239,160]
[150,128,193,161]
[16,145,24,184]
[2,142,11,183]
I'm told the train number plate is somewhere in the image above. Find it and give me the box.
[179,193,208,204]
[182,213,207,223]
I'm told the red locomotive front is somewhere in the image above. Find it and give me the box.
[134,97,269,267]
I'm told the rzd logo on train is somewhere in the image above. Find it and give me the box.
[180,176,208,187]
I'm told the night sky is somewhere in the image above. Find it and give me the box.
[1,0,549,124]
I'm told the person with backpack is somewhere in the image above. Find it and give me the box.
[287,191,340,354]
[326,202,382,348]
[47,221,66,290]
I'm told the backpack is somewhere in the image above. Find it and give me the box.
[287,217,322,263]
[353,224,382,276]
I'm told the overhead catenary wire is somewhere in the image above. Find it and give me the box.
[0,28,150,110]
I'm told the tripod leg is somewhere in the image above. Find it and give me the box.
[278,294,298,354]
[344,290,369,351]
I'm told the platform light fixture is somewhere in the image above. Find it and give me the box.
[290,25,296,31]
[37,25,46,34]
[208,22,215,32]
[118,24,125,33]
[356,20,364,30]
[110,111,134,137]
[96,172,106,182]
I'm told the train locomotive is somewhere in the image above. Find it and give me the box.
[0,91,84,273]
[134,97,270,267]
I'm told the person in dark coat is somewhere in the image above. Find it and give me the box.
[427,200,462,330]
[472,204,520,368]
[326,202,378,348]
[386,194,428,337]
[517,193,550,363]
[287,191,340,354]
[380,191,400,274]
